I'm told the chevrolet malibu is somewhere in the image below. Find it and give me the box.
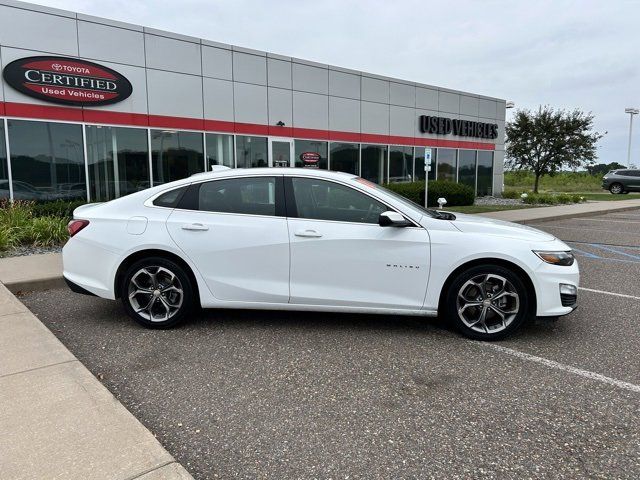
[63,167,578,340]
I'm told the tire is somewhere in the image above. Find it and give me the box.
[609,183,624,194]
[120,256,195,328]
[445,264,530,341]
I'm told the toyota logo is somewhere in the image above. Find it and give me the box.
[51,63,62,71]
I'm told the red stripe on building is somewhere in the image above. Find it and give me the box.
[0,101,496,151]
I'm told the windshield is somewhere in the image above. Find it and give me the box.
[354,178,440,218]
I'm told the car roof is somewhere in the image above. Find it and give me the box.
[188,167,358,182]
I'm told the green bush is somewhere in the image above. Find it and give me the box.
[32,200,86,220]
[24,216,69,246]
[0,200,71,252]
[521,193,586,205]
[384,181,475,207]
[501,190,522,199]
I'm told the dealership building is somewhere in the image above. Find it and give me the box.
[0,0,506,203]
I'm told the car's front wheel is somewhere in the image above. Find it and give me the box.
[445,265,530,340]
[120,257,195,328]
[609,183,624,194]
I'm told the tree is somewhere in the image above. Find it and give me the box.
[505,106,602,193]
[586,162,626,176]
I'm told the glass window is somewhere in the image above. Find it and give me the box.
[295,140,327,169]
[413,147,437,182]
[8,120,86,201]
[329,143,359,175]
[153,186,187,208]
[86,126,149,201]
[437,148,457,182]
[361,144,388,184]
[458,150,477,191]
[388,146,413,183]
[198,177,276,216]
[151,130,203,185]
[236,136,268,168]
[205,133,234,170]
[476,151,494,196]
[0,122,8,200]
[291,177,387,224]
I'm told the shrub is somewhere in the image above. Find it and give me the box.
[384,181,475,207]
[32,200,86,220]
[0,227,16,252]
[501,190,522,199]
[23,216,68,247]
[521,192,586,205]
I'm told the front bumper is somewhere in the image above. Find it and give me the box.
[533,259,580,317]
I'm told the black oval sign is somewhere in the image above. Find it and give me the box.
[3,56,133,107]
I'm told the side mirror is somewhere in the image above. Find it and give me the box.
[378,211,411,227]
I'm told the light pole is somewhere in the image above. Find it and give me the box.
[625,107,639,168]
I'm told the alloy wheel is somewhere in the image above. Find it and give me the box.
[610,184,623,194]
[456,273,520,334]
[128,266,184,322]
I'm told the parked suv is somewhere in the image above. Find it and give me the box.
[602,169,640,194]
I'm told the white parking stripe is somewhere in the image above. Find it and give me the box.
[482,343,640,394]
[579,286,640,300]
[566,217,640,224]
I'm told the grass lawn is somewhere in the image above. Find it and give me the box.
[573,192,640,201]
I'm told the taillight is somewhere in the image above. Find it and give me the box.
[67,219,89,237]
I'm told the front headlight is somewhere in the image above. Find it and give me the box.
[533,250,575,266]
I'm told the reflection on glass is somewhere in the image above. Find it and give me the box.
[86,126,149,201]
[388,146,413,183]
[8,120,86,201]
[437,148,457,182]
[236,136,268,168]
[361,144,388,184]
[205,133,234,170]
[458,149,477,191]
[329,143,358,175]
[271,141,291,168]
[295,140,327,169]
[0,122,8,199]
[477,151,494,196]
[151,130,203,185]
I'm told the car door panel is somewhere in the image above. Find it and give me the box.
[165,176,290,303]
[285,177,430,309]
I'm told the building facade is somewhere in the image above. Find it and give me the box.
[0,0,506,204]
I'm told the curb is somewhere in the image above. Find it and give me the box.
[5,276,66,294]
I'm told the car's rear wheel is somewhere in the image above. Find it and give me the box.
[445,265,530,340]
[609,183,624,194]
[121,257,194,328]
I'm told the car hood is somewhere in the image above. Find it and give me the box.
[449,212,556,242]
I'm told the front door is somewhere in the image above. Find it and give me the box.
[285,176,431,310]
[269,138,293,168]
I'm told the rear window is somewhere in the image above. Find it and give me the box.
[153,186,187,208]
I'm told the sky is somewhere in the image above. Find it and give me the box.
[29,0,640,166]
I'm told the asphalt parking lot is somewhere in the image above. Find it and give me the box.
[22,209,640,479]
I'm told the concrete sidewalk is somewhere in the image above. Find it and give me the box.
[474,197,640,223]
[0,282,194,480]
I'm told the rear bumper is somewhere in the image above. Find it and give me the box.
[64,276,97,297]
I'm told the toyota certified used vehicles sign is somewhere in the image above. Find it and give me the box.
[3,56,133,107]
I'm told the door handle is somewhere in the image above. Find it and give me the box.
[181,223,209,231]
[294,229,322,238]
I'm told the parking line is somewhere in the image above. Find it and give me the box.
[566,217,640,224]
[482,343,640,394]
[578,286,640,300]
[589,243,640,260]
[529,224,640,236]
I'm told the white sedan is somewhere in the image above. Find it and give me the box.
[63,167,578,340]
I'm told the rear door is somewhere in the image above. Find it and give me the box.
[166,175,290,303]
[285,176,430,310]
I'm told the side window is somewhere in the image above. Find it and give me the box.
[197,177,277,216]
[153,186,187,207]
[632,170,640,177]
[291,177,388,224]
